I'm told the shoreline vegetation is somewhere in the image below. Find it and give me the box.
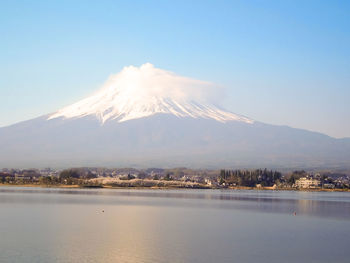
[1,167,349,192]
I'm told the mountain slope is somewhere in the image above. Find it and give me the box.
[0,63,349,168]
[0,114,349,168]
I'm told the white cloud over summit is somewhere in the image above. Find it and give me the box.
[100,63,219,103]
[48,63,251,123]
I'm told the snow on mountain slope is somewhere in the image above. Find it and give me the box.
[48,63,253,124]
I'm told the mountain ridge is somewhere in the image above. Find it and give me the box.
[1,63,349,169]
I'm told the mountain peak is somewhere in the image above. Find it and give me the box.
[48,63,253,124]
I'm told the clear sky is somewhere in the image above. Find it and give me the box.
[1,0,349,138]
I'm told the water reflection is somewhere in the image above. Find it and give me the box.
[0,187,349,220]
[1,187,350,263]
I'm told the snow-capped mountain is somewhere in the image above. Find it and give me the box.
[0,63,349,169]
[48,63,252,124]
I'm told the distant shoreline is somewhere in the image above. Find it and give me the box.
[1,183,349,192]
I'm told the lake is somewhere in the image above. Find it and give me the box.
[0,187,349,263]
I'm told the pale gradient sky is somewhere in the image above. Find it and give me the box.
[1,0,349,138]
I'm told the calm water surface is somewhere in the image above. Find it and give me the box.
[0,187,349,263]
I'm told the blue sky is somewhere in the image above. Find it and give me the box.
[1,0,349,138]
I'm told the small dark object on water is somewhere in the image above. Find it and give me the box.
[293,211,297,216]
[102,210,104,213]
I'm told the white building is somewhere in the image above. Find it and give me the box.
[294,177,321,189]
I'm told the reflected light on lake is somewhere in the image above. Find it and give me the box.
[0,187,350,263]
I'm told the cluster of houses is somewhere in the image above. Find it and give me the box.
[293,173,349,189]
[0,168,59,183]
[0,169,43,182]
[294,177,322,189]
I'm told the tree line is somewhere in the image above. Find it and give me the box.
[219,169,282,187]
